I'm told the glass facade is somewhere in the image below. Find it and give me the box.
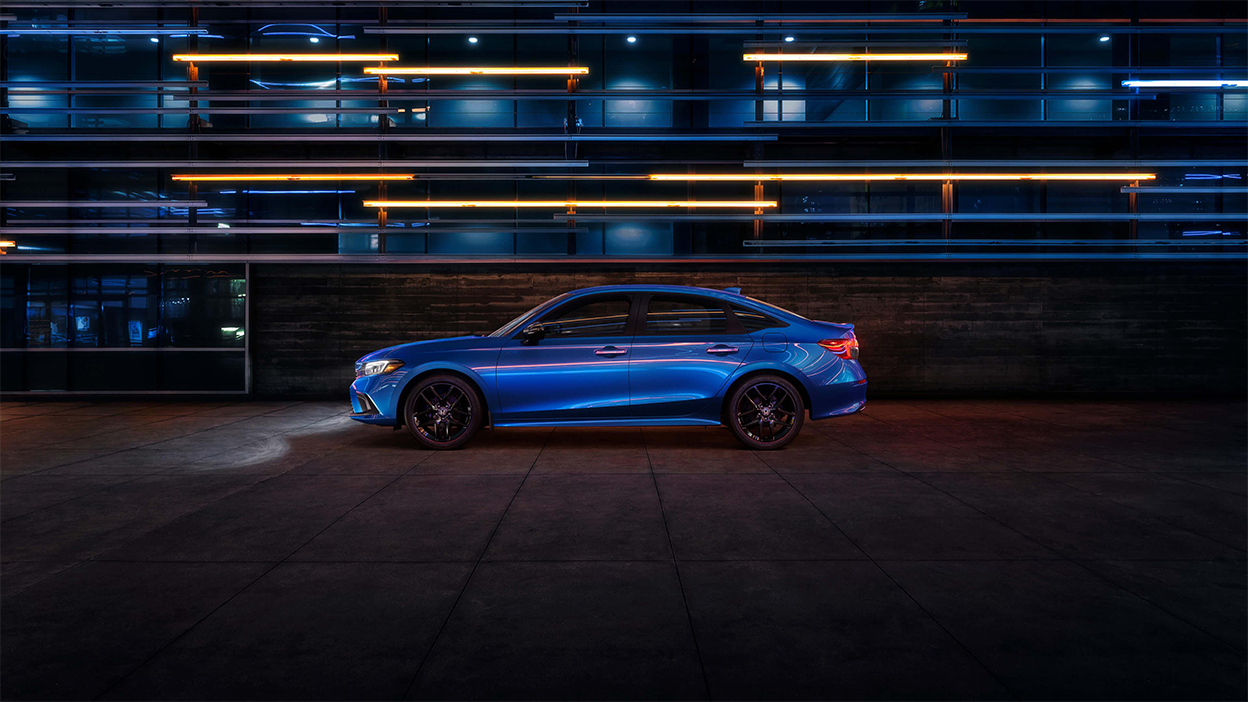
[1,1,1245,392]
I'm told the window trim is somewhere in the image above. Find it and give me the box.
[637,292,744,336]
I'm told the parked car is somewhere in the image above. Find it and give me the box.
[351,285,866,449]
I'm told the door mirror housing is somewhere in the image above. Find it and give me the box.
[520,323,546,345]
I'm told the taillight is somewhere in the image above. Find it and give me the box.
[818,335,859,360]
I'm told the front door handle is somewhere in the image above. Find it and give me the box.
[707,345,739,355]
[595,346,628,357]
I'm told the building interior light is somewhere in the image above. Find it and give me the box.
[150,37,159,42]
[364,67,589,76]
[309,36,319,43]
[171,53,399,62]
[743,52,967,62]
[172,174,415,182]
[363,200,777,208]
[1099,35,1111,42]
[0,241,16,249]
[468,36,478,44]
[647,173,1156,182]
[1122,79,1246,89]
[784,36,795,42]
[627,36,637,43]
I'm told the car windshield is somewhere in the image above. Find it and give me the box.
[488,293,571,337]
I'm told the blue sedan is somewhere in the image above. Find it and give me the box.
[350,285,867,449]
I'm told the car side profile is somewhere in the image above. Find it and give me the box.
[350,285,867,449]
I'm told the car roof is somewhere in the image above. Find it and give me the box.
[563,284,748,302]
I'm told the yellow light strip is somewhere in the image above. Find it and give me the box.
[364,66,589,76]
[364,200,776,208]
[0,241,15,248]
[172,174,415,182]
[648,173,1156,182]
[172,53,399,62]
[743,52,967,62]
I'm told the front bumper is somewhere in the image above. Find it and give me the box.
[349,374,401,425]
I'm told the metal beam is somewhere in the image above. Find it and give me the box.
[746,160,1248,167]
[0,133,779,142]
[551,213,1240,222]
[0,253,1241,262]
[0,160,590,168]
[1121,187,1248,193]
[741,120,1248,128]
[1,200,208,207]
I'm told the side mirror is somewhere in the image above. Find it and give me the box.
[520,323,546,345]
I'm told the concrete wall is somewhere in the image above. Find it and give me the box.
[251,263,1247,398]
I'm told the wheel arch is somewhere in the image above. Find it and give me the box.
[719,365,814,423]
[394,363,492,428]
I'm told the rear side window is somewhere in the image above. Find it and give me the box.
[731,304,785,333]
[540,296,632,338]
[645,296,728,335]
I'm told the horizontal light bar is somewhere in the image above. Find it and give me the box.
[172,174,414,182]
[1121,79,1246,88]
[364,200,776,208]
[743,52,966,62]
[172,53,399,62]
[364,66,588,75]
[648,173,1156,182]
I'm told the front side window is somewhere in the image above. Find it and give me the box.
[539,296,632,338]
[644,296,728,335]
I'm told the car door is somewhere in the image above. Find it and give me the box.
[493,293,637,422]
[628,293,754,419]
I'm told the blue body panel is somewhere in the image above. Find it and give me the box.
[350,285,867,429]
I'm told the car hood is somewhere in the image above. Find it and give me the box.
[358,335,494,363]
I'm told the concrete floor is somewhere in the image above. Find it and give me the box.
[1,399,1244,701]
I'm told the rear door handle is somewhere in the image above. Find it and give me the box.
[595,346,628,357]
[707,345,739,355]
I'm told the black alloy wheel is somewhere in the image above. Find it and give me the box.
[727,375,805,449]
[404,374,483,450]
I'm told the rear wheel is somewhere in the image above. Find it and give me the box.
[727,375,805,450]
[403,375,483,450]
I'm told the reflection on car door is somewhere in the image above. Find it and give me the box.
[494,293,636,422]
[628,294,753,418]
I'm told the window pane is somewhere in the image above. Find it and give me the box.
[541,297,631,338]
[645,297,727,335]
[732,305,783,333]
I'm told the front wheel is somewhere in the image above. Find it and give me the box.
[403,374,484,450]
[727,375,805,450]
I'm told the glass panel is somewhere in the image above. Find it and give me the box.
[540,296,631,338]
[161,265,247,347]
[645,296,727,335]
[732,305,784,333]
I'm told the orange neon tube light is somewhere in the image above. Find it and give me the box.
[363,200,776,208]
[172,53,399,62]
[172,174,415,182]
[743,52,967,62]
[364,66,589,76]
[648,173,1156,182]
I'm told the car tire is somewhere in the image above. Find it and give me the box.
[726,375,805,450]
[403,374,484,450]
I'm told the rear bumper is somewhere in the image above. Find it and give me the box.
[809,372,868,421]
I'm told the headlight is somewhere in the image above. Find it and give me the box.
[358,359,404,377]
